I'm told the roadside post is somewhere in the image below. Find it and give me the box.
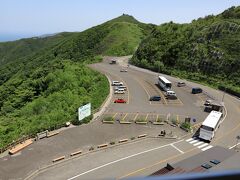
[235,135,240,151]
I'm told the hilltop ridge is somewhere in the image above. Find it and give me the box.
[0,14,152,148]
[131,6,240,95]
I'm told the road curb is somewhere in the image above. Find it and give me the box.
[70,150,82,157]
[52,156,65,163]
[92,74,113,122]
[118,139,128,143]
[97,143,108,148]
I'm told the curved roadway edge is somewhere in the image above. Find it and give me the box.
[91,74,113,122]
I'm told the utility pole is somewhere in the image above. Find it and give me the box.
[235,135,240,151]
[222,90,225,102]
[221,86,226,103]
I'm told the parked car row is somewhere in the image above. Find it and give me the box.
[112,80,127,103]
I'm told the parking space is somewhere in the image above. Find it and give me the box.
[166,97,184,106]
[195,93,214,104]
[179,85,215,104]
[110,76,129,104]
[102,112,191,125]
[134,113,148,122]
[124,113,136,122]
[140,80,184,106]
[142,81,166,105]
[146,114,158,123]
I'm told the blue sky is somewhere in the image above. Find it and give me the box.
[1,0,240,41]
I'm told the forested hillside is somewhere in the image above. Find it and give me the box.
[0,14,152,148]
[131,6,240,95]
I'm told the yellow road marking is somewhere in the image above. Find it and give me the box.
[118,148,196,179]
[127,88,130,104]
[113,113,118,118]
[192,122,201,128]
[122,113,128,121]
[215,120,240,142]
[157,89,167,105]
[176,98,184,105]
[196,94,204,103]
[134,114,139,121]
[133,77,151,98]
[145,114,149,121]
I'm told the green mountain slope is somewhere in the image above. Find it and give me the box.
[0,32,73,66]
[131,6,240,94]
[0,14,152,148]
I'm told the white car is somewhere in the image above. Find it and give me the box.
[165,90,177,99]
[114,90,125,94]
[114,87,125,91]
[117,85,127,90]
[112,81,123,86]
[120,69,128,72]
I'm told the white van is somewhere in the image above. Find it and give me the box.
[166,90,177,99]
[112,81,119,86]
[112,81,123,86]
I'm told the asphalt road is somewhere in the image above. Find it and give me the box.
[0,56,240,180]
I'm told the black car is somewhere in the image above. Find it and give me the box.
[150,96,161,101]
[192,87,203,94]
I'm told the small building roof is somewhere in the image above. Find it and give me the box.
[151,146,238,176]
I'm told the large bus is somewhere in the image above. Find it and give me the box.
[158,76,172,91]
[199,111,223,141]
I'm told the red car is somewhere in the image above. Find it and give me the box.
[114,98,127,103]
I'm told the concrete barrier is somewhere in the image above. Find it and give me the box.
[102,120,114,124]
[118,139,128,143]
[52,156,65,162]
[9,139,33,155]
[70,150,82,156]
[119,121,132,124]
[97,143,108,148]
[138,134,147,138]
[47,131,59,138]
[153,122,164,125]
[135,121,147,124]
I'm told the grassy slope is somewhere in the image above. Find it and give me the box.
[0,60,109,146]
[0,32,73,66]
[98,22,144,56]
[0,14,150,148]
[131,6,240,94]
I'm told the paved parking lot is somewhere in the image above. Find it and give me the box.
[101,112,196,126]
[2,56,237,180]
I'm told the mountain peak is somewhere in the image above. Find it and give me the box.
[110,14,140,24]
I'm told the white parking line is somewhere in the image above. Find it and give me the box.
[229,142,240,149]
[186,137,196,142]
[189,139,199,144]
[198,143,209,149]
[193,141,204,146]
[202,145,213,151]
[67,139,184,180]
[171,144,184,154]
